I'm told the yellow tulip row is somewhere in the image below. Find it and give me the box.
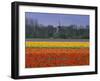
[25,42,89,48]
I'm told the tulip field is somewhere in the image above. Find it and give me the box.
[25,41,89,68]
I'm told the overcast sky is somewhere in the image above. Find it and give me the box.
[25,12,89,27]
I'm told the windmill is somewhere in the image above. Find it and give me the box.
[53,20,62,38]
[55,20,61,34]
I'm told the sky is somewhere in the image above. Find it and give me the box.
[25,12,89,27]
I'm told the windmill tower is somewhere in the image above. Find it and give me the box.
[58,20,61,29]
[55,20,61,33]
[53,20,61,38]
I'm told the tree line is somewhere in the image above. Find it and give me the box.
[25,19,89,39]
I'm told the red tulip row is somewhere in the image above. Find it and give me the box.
[25,48,89,68]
